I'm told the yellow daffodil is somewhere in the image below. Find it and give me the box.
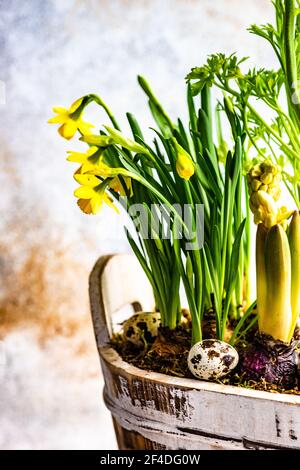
[68,147,132,191]
[73,173,118,215]
[67,146,104,173]
[173,140,195,181]
[88,164,134,194]
[48,97,94,140]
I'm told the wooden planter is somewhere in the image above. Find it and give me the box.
[89,254,300,450]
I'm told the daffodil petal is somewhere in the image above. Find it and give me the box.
[70,97,84,113]
[48,115,68,124]
[74,173,100,187]
[86,146,99,156]
[81,162,97,173]
[104,193,119,213]
[91,193,103,214]
[67,146,99,163]
[74,186,95,198]
[52,107,68,114]
[66,151,88,163]
[59,120,78,140]
[78,120,94,135]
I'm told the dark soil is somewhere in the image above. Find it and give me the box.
[112,321,300,396]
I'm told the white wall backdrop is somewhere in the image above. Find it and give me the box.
[0,0,274,450]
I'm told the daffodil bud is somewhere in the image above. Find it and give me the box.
[104,126,151,156]
[80,135,113,147]
[172,139,195,181]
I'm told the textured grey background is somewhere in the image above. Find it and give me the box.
[0,0,273,450]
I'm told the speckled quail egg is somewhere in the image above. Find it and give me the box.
[188,339,239,380]
[122,312,161,347]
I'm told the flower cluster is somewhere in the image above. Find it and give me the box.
[48,97,195,215]
[247,161,291,228]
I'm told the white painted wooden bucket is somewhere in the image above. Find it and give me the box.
[89,254,300,450]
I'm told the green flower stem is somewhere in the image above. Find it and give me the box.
[247,103,299,160]
[212,78,300,162]
[244,179,252,306]
[283,0,300,127]
[89,94,121,130]
[274,100,300,151]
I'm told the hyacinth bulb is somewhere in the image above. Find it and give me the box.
[239,333,298,389]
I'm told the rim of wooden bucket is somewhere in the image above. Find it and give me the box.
[99,345,300,405]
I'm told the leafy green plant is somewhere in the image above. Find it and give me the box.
[49,78,251,345]
[135,80,251,343]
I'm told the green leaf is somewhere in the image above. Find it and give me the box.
[229,301,257,345]
[186,253,194,286]
[125,229,154,286]
[225,219,246,298]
